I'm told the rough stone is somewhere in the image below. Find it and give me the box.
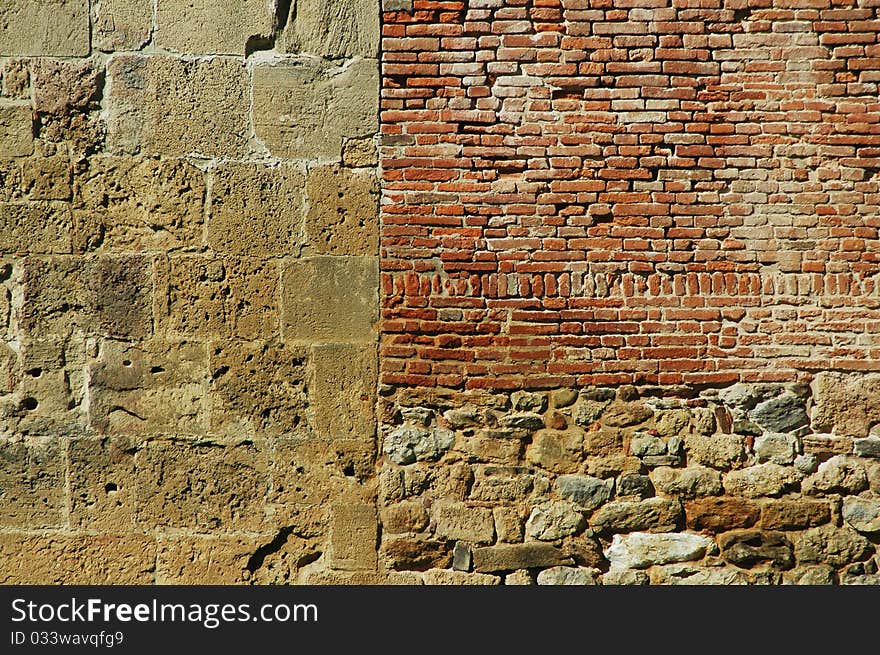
[811,372,880,438]
[685,497,761,533]
[422,569,500,585]
[305,165,378,256]
[472,543,572,573]
[651,466,723,499]
[603,402,653,427]
[511,391,547,413]
[282,256,378,343]
[525,501,586,541]
[590,498,683,534]
[803,434,854,459]
[33,60,101,116]
[754,433,799,466]
[94,0,153,51]
[842,495,880,533]
[68,436,136,531]
[536,566,600,585]
[209,163,304,257]
[156,0,274,55]
[794,525,873,567]
[253,58,378,161]
[0,102,33,157]
[452,542,472,571]
[503,570,534,585]
[525,429,583,473]
[383,426,454,465]
[501,412,545,431]
[551,388,578,408]
[434,502,495,544]
[342,137,378,167]
[654,409,691,437]
[573,399,609,426]
[443,405,481,429]
[329,503,378,571]
[0,203,71,253]
[2,60,29,99]
[749,393,808,433]
[283,0,380,58]
[718,530,794,569]
[783,565,836,585]
[854,436,880,458]
[555,474,612,510]
[21,157,71,201]
[584,428,625,457]
[0,437,65,528]
[380,501,429,534]
[650,564,749,586]
[310,344,377,440]
[684,434,748,470]
[605,532,712,569]
[616,474,654,499]
[383,538,453,571]
[630,433,667,457]
[794,454,819,475]
[0,1,90,56]
[602,569,650,585]
[493,506,525,543]
[760,499,831,530]
[722,463,798,498]
[802,455,868,496]
[108,56,250,158]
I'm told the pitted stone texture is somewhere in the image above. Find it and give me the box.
[208,163,304,257]
[68,436,137,531]
[749,393,808,433]
[209,341,307,437]
[283,0,379,58]
[854,437,880,458]
[383,425,454,465]
[134,439,268,532]
[802,456,869,496]
[422,570,500,585]
[2,60,30,99]
[811,372,880,438]
[33,60,102,116]
[526,429,583,473]
[0,1,90,56]
[0,438,65,529]
[156,0,274,55]
[684,433,748,470]
[94,0,153,51]
[88,340,209,436]
[21,157,71,201]
[253,59,378,161]
[155,256,278,339]
[650,565,749,586]
[536,567,600,585]
[718,530,794,570]
[685,497,760,533]
[651,466,722,499]
[793,525,874,568]
[329,503,378,571]
[282,256,379,343]
[383,538,453,572]
[158,536,265,585]
[722,463,798,498]
[842,495,880,534]
[0,534,155,584]
[605,532,712,569]
[73,156,206,252]
[590,497,683,534]
[310,344,377,440]
[760,499,831,531]
[783,565,836,586]
[525,501,585,541]
[380,501,429,534]
[0,203,72,254]
[0,102,34,157]
[434,502,495,544]
[754,433,799,465]
[305,165,378,256]
[108,56,250,158]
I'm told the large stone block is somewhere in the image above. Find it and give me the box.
[209,341,308,437]
[134,439,268,532]
[433,502,495,544]
[156,0,274,55]
[329,503,378,571]
[32,60,102,116]
[155,256,278,339]
[0,203,72,254]
[208,163,304,257]
[88,340,209,435]
[0,102,33,157]
[107,56,251,158]
[73,156,206,252]
[253,58,378,161]
[472,543,572,573]
[0,534,156,584]
[811,372,880,438]
[94,0,153,51]
[21,157,72,201]
[281,256,378,343]
[305,165,378,256]
[0,1,90,56]
[283,0,380,58]
[0,438,65,529]
[68,436,137,531]
[18,256,152,339]
[157,536,261,585]
[309,343,377,440]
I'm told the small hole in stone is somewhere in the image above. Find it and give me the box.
[150,366,165,374]
[21,397,38,411]
[342,464,355,477]
[122,360,132,367]
[105,482,118,494]
[26,367,42,378]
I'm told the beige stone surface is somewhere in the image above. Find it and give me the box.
[305,165,378,255]
[68,436,137,531]
[157,535,261,585]
[0,438,66,529]
[94,0,153,51]
[108,56,251,158]
[156,0,274,55]
[253,58,378,161]
[33,60,101,115]
[0,1,90,56]
[0,102,33,158]
[283,0,380,58]
[433,502,495,544]
[208,163,304,257]
[2,60,30,99]
[154,256,278,339]
[281,256,379,343]
[309,343,377,439]
[22,157,71,201]
[0,203,72,253]
[329,503,378,570]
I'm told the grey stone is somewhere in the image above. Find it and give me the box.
[551,389,578,408]
[555,474,612,511]
[536,566,599,585]
[472,544,572,573]
[794,454,818,474]
[601,569,649,585]
[749,393,808,433]
[754,433,799,465]
[617,474,654,499]
[511,391,547,413]
[842,496,880,533]
[642,455,682,468]
[802,455,868,496]
[590,498,683,533]
[722,463,798,498]
[631,433,667,457]
[573,400,609,426]
[794,525,873,567]
[525,501,586,541]
[783,565,836,585]
[452,542,472,572]
[399,407,433,427]
[605,532,712,569]
[383,426,454,465]
[651,466,722,499]
[684,433,748,470]
[443,405,481,429]
[500,412,544,431]
[650,565,750,585]
[854,436,880,458]
[718,383,759,409]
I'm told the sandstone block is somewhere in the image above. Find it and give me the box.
[330,503,378,571]
[0,102,33,157]
[108,56,250,158]
[381,501,429,534]
[0,438,65,529]
[525,429,583,473]
[722,463,798,498]
[684,433,748,470]
[281,256,378,343]
[2,60,30,99]
[383,538,454,572]
[718,530,794,570]
[493,506,525,543]
[309,343,377,440]
[525,500,585,541]
[283,0,379,58]
[794,525,873,567]
[760,499,831,530]
[158,536,263,585]
[802,455,869,496]
[650,564,749,586]
[343,137,379,167]
[472,543,572,573]
[842,495,880,534]
[685,497,760,533]
[811,372,880,438]
[555,474,612,510]
[208,162,304,257]
[33,60,101,115]
[68,436,137,531]
[0,1,90,56]
[536,566,599,585]
[434,502,495,544]
[156,0,274,55]
[0,203,72,253]
[305,165,378,256]
[253,58,378,161]
[155,256,278,339]
[94,0,153,51]
[651,465,722,499]
[422,569,500,585]
[21,157,71,201]
[589,497,683,534]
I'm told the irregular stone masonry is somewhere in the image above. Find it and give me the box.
[0,0,878,586]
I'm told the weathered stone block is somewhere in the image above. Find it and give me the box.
[525,500,585,541]
[94,0,153,51]
[281,256,378,343]
[305,165,378,256]
[0,438,65,529]
[0,102,33,157]
[73,156,205,252]
[605,532,712,569]
[209,162,304,257]
[329,504,378,571]
[760,499,831,530]
[210,341,307,437]
[21,157,71,201]
[722,463,798,498]
[0,534,156,584]
[651,465,722,499]
[493,506,525,543]
[88,340,209,435]
[343,137,379,167]
[156,0,274,55]
[108,56,250,158]
[794,525,873,567]
[536,566,599,585]
[472,543,572,573]
[68,436,137,531]
[310,343,377,439]
[2,60,30,99]
[283,0,379,58]
[155,256,278,339]
[842,495,880,534]
[157,536,260,585]
[253,59,378,161]
[0,1,90,56]
[802,455,869,496]
[134,439,268,532]
[33,60,101,116]
[0,203,72,253]
[811,372,880,438]
[684,433,748,470]
[434,502,495,544]
[589,498,683,534]
[719,530,794,570]
[381,501,429,534]
[422,569,500,585]
[685,497,761,533]
[555,474,612,510]
[525,429,583,473]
